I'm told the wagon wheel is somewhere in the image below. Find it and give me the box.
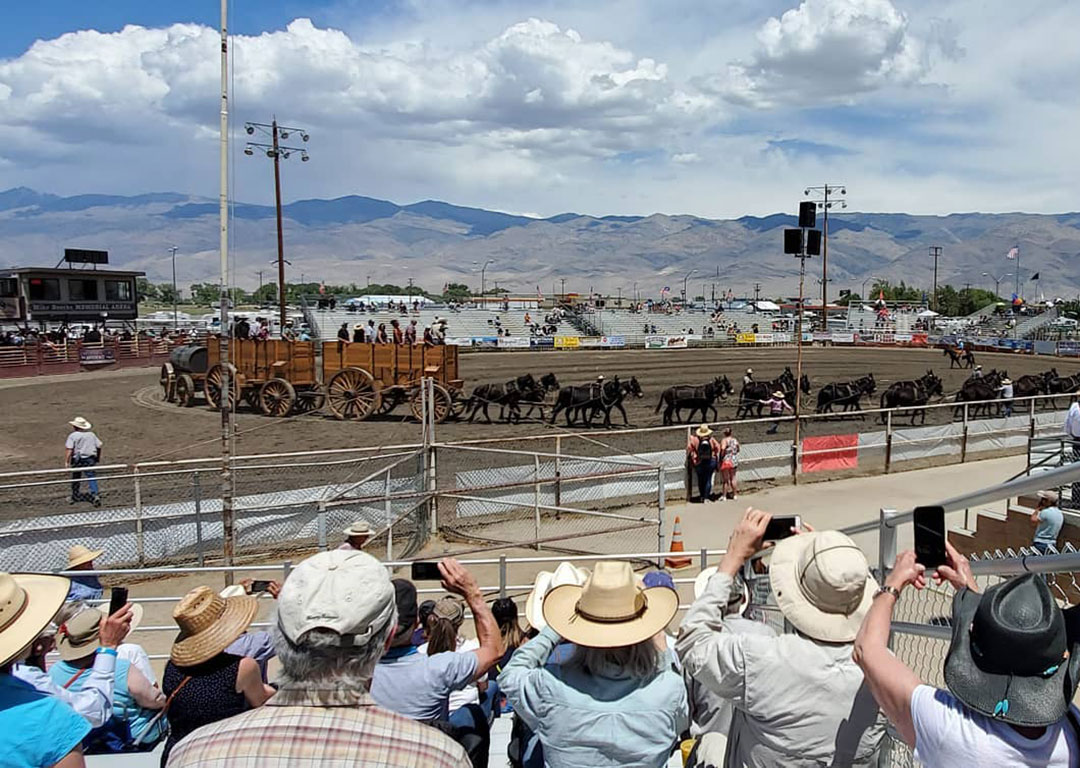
[327,367,381,420]
[449,390,468,419]
[294,386,326,414]
[175,373,196,407]
[410,383,453,424]
[204,363,239,410]
[376,387,404,415]
[259,378,297,417]
[160,362,176,402]
[243,388,261,410]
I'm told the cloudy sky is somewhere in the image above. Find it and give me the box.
[2,0,1077,218]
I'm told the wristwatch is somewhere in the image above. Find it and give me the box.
[874,585,901,600]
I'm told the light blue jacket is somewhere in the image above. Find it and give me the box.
[499,626,688,768]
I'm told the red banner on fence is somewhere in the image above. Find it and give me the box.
[802,434,859,473]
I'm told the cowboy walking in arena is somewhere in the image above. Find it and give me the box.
[65,417,102,506]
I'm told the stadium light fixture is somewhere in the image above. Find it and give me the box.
[804,183,848,324]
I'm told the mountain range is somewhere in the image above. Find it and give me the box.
[1,186,1077,300]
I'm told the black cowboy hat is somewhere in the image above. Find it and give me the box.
[944,573,1080,727]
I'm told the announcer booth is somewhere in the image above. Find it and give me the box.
[0,249,144,326]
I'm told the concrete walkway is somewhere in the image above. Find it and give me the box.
[666,455,1027,564]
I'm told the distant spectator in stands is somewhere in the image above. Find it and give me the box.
[220,581,282,682]
[65,418,102,507]
[167,551,470,768]
[1031,490,1064,554]
[0,571,96,767]
[338,521,373,551]
[405,319,418,344]
[762,390,794,434]
[161,585,275,764]
[352,323,366,343]
[254,318,270,340]
[718,427,740,500]
[63,545,104,601]
[233,316,250,339]
[368,319,377,339]
[281,320,297,341]
[679,508,886,767]
[424,326,437,346]
[855,543,1080,768]
[524,312,532,326]
[376,323,390,344]
[337,322,350,342]
[49,607,166,753]
[687,425,720,503]
[391,319,404,344]
[298,325,313,342]
[501,560,687,768]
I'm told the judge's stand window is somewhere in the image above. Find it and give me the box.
[68,279,99,301]
[106,280,132,301]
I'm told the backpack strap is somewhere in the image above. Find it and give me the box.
[131,675,191,747]
[62,667,89,689]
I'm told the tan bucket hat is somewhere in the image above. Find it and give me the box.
[543,561,678,648]
[0,572,70,666]
[523,562,589,631]
[66,545,103,570]
[57,604,144,661]
[69,417,92,430]
[695,424,714,438]
[769,530,877,643]
[170,586,258,666]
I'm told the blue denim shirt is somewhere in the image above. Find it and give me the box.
[499,626,688,768]
[66,574,104,602]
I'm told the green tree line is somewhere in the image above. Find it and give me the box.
[837,280,1003,316]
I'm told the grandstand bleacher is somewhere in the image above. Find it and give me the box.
[589,307,763,345]
[304,305,582,342]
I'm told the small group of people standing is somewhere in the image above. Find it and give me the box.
[686,424,740,503]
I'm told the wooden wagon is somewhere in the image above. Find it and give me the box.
[160,338,463,422]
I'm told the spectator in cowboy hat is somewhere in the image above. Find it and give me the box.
[678,508,886,767]
[522,562,589,636]
[352,323,366,342]
[48,606,166,753]
[687,424,721,503]
[160,585,276,764]
[339,521,374,551]
[65,417,102,507]
[167,551,470,768]
[63,545,105,602]
[855,542,1080,767]
[219,580,282,682]
[500,560,688,768]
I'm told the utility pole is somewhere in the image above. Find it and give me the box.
[243,119,310,329]
[804,184,847,325]
[560,277,566,299]
[255,270,264,300]
[754,283,762,303]
[217,0,234,579]
[929,246,942,311]
[169,246,179,330]
[407,277,414,303]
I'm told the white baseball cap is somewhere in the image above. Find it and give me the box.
[277,550,395,646]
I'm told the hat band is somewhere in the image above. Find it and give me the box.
[573,595,647,624]
[0,590,28,633]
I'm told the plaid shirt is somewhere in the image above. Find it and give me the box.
[165,684,470,768]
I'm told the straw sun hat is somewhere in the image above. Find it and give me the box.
[343,521,374,538]
[542,561,678,648]
[170,585,258,666]
[0,572,70,666]
[695,424,714,438]
[66,545,103,570]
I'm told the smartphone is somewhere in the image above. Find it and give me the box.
[109,586,128,616]
[763,516,801,541]
[914,505,947,569]
[250,580,272,594]
[411,561,442,581]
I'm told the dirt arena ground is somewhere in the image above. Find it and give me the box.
[2,346,1075,472]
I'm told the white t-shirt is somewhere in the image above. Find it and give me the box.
[912,685,1079,767]
[419,636,480,712]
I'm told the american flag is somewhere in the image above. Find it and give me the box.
[660,286,670,297]
[1005,246,1019,260]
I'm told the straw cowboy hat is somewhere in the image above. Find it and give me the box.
[57,604,144,662]
[68,417,92,430]
[343,521,374,538]
[66,545,103,570]
[695,424,714,438]
[944,573,1080,726]
[772,391,785,399]
[746,368,753,374]
[0,571,70,666]
[523,562,590,631]
[353,323,364,329]
[543,561,679,648]
[1002,378,1012,386]
[170,585,258,666]
[769,530,877,643]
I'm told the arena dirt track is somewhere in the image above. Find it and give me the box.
[3,346,1077,472]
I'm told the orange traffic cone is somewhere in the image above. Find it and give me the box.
[665,515,692,569]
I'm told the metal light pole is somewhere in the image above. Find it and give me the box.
[982,271,1012,298]
[682,269,697,304]
[804,184,847,324]
[243,119,310,330]
[929,246,942,311]
[169,246,179,330]
[473,259,494,300]
[217,0,234,578]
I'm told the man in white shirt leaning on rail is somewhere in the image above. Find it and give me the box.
[1063,399,1080,507]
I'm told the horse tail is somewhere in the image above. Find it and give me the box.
[654,390,666,414]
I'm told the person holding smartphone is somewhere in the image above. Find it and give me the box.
[677,507,887,767]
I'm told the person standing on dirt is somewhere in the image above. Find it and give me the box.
[761,390,794,435]
[65,417,102,506]
[743,368,754,388]
[687,424,720,503]
[718,427,740,500]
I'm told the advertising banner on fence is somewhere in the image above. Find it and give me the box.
[645,335,688,349]
[894,333,912,342]
[831,333,856,344]
[445,337,474,347]
[554,336,580,349]
[78,347,116,366]
[871,333,894,345]
[600,335,626,348]
[530,336,554,348]
[475,337,499,349]
[813,332,832,342]
[579,336,603,348]
[755,332,775,344]
[912,333,928,346]
[736,333,756,344]
[801,434,859,473]
[1059,341,1080,357]
[774,332,792,343]
[803,332,814,342]
[497,336,531,349]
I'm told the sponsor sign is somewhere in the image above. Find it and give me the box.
[445,336,474,347]
[755,332,775,344]
[646,335,688,349]
[813,332,832,342]
[872,333,895,344]
[600,335,625,348]
[530,336,554,348]
[475,336,499,349]
[554,336,580,349]
[802,332,814,343]
[894,333,913,342]
[496,336,530,348]
[736,333,756,345]
[773,333,792,343]
[1059,341,1080,357]
[911,333,929,346]
[78,347,116,366]
[579,336,603,348]
[831,333,856,344]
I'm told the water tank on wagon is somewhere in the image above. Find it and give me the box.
[169,344,208,374]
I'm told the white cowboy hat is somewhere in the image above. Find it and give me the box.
[543,561,678,648]
[66,545,103,570]
[523,562,589,631]
[769,530,877,643]
[219,585,247,599]
[68,417,92,430]
[343,521,374,538]
[746,368,753,374]
[772,391,785,399]
[0,572,70,666]
[695,424,714,438]
[1002,378,1012,385]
